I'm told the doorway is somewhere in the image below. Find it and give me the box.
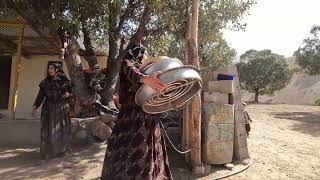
[0,56,12,109]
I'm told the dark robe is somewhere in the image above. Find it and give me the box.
[101,60,173,180]
[33,76,72,160]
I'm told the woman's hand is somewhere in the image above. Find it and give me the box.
[140,72,167,92]
[31,106,37,117]
[62,92,70,98]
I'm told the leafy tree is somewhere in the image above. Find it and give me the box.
[147,0,255,69]
[199,34,236,70]
[295,25,320,75]
[238,50,292,102]
[7,0,255,112]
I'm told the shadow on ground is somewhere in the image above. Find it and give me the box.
[270,111,320,137]
[0,143,106,180]
[168,149,195,180]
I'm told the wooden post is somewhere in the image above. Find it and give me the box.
[183,0,202,171]
[11,25,24,119]
[182,0,191,163]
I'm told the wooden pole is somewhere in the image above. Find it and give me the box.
[182,0,192,164]
[11,25,24,119]
[183,0,202,171]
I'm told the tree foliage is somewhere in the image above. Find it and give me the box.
[295,25,320,75]
[8,0,255,110]
[144,0,255,69]
[19,0,255,70]
[238,49,292,102]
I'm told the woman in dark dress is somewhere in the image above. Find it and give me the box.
[101,45,173,180]
[32,63,72,161]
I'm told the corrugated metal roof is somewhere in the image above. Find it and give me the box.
[0,8,60,55]
[0,7,107,56]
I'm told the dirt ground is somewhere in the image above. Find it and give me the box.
[0,104,319,180]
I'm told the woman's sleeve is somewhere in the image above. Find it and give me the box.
[62,78,73,100]
[33,88,45,109]
[66,79,73,93]
[121,60,144,87]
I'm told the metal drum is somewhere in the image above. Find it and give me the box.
[135,58,202,114]
[141,57,183,74]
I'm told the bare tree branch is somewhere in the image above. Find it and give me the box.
[128,5,152,46]
[81,24,99,70]
[117,0,136,32]
[145,25,170,37]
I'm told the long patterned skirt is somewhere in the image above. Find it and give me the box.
[101,105,172,180]
[40,101,71,160]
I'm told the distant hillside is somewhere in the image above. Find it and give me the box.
[241,58,320,105]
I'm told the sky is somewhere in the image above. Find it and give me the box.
[223,0,320,58]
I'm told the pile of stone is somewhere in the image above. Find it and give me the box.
[71,114,116,144]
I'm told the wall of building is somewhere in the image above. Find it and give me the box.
[0,54,107,120]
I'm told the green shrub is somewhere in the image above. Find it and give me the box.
[315,99,320,106]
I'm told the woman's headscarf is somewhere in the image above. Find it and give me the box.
[47,62,67,80]
[44,62,71,93]
[124,44,147,68]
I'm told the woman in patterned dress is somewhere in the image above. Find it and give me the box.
[101,45,173,180]
[32,63,72,161]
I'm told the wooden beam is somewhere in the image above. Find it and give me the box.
[183,0,202,172]
[0,21,29,28]
[11,25,24,119]
[26,47,59,51]
[2,36,56,41]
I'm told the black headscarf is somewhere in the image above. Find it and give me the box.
[124,44,147,68]
[43,62,71,93]
[47,62,67,81]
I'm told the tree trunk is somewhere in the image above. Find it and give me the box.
[98,2,124,109]
[254,89,259,103]
[183,0,202,170]
[82,27,99,70]
[64,37,96,112]
[101,5,152,109]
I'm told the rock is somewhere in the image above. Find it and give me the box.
[75,129,88,139]
[224,163,235,170]
[71,119,80,134]
[77,116,101,129]
[91,120,112,141]
[100,114,116,124]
